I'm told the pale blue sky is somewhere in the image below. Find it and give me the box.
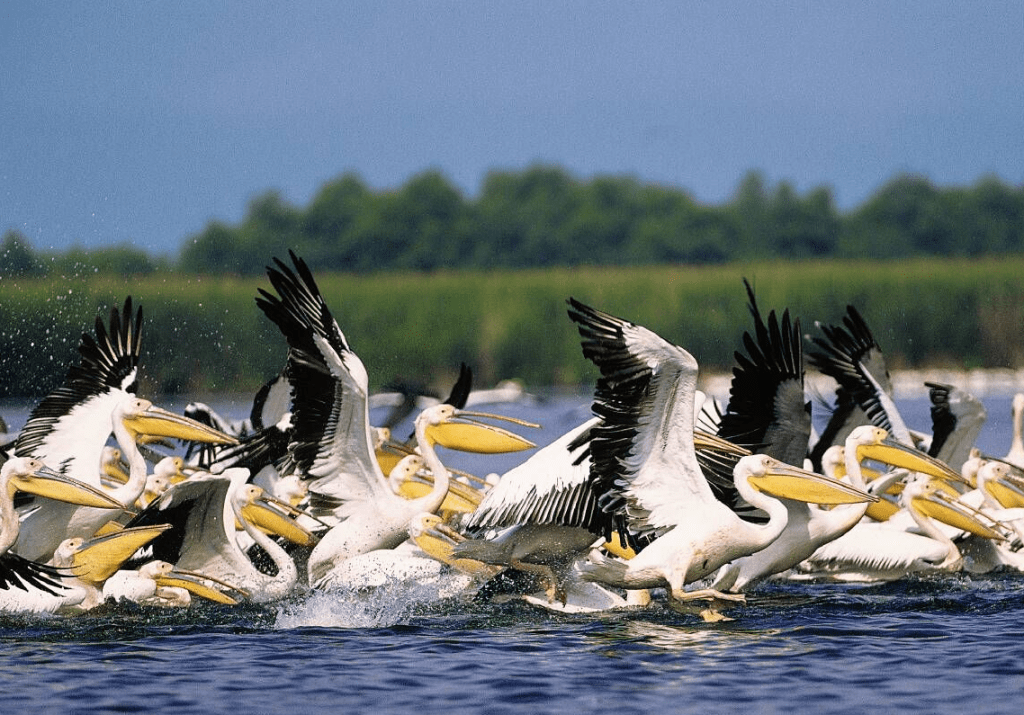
[3,2,1022,255]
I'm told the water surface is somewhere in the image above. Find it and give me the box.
[1,390,1021,714]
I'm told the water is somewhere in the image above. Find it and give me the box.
[2,389,1023,714]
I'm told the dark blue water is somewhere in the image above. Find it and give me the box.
[2,388,1023,714]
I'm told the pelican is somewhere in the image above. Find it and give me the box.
[706,272,940,594]
[40,524,177,613]
[452,415,751,604]
[11,297,238,562]
[565,298,873,615]
[1004,393,1024,469]
[0,456,127,613]
[308,403,535,589]
[102,560,242,607]
[253,251,535,588]
[920,382,987,473]
[14,395,239,562]
[797,465,1006,582]
[807,304,911,469]
[123,468,318,601]
[715,425,966,592]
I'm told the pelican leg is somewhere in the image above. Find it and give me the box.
[626,588,652,607]
[671,587,746,603]
[666,598,737,622]
[667,587,746,622]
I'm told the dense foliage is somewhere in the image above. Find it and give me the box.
[2,258,1024,399]
[3,168,1023,278]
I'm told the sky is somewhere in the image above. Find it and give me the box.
[3,2,1023,257]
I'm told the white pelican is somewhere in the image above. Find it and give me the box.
[797,468,1006,582]
[807,304,911,469]
[920,382,986,473]
[714,425,965,592]
[1004,393,1024,469]
[12,297,238,561]
[451,415,749,604]
[38,525,178,613]
[565,298,873,613]
[308,403,535,589]
[14,395,239,562]
[0,456,131,613]
[102,560,242,607]
[253,252,535,588]
[123,468,318,601]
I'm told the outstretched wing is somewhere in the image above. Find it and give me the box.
[567,298,713,546]
[256,251,386,507]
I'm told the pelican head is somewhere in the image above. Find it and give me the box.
[977,460,1024,509]
[237,485,319,547]
[904,475,1009,541]
[847,425,964,486]
[408,513,500,576]
[417,404,539,453]
[65,524,173,584]
[740,454,878,505]
[118,398,240,446]
[139,560,243,605]
[4,457,123,509]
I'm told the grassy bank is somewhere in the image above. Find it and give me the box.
[1,257,1022,398]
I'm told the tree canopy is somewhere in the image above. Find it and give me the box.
[5,168,1023,276]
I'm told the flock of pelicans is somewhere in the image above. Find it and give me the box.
[3,251,1024,622]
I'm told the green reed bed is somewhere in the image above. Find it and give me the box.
[1,257,1022,398]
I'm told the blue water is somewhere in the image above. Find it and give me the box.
[2,389,1023,715]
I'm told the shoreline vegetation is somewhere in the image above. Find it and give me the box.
[2,256,1023,399]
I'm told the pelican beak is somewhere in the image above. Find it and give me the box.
[376,440,415,476]
[747,462,879,505]
[693,431,752,456]
[425,410,539,453]
[602,531,637,560]
[857,438,964,485]
[70,524,172,583]
[984,477,1024,509]
[240,494,319,546]
[397,474,484,513]
[124,405,239,445]
[154,569,246,605]
[103,458,130,485]
[410,516,502,577]
[864,494,902,522]
[912,488,1009,541]
[10,465,124,509]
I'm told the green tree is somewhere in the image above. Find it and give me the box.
[0,229,45,277]
[180,221,243,273]
[52,244,158,276]
[302,172,372,269]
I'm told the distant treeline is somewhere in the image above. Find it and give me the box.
[1,258,1023,399]
[2,167,1024,276]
